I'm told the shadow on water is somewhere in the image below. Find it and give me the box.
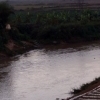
[0,58,12,82]
[0,72,8,79]
[43,41,100,55]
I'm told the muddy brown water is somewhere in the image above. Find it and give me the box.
[1,42,100,100]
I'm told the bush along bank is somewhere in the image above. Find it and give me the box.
[0,27,36,57]
[16,23,100,44]
[71,77,100,95]
[2,6,100,56]
[10,9,100,44]
[2,21,100,57]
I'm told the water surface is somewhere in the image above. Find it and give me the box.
[1,42,100,100]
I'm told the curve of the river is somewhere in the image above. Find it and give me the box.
[1,42,100,100]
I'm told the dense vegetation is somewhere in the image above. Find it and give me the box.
[11,9,100,24]
[71,77,100,95]
[9,9,100,43]
[1,2,100,55]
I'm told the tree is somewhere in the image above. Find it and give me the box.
[0,2,13,28]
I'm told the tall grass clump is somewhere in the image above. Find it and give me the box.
[71,77,100,95]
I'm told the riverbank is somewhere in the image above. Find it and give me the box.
[0,38,36,58]
[1,8,100,58]
[67,77,100,100]
[66,77,100,100]
[1,24,100,59]
[1,5,100,56]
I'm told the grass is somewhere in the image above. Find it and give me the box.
[71,77,100,95]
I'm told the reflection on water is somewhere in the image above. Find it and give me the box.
[1,42,100,100]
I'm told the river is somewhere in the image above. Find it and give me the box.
[1,42,100,100]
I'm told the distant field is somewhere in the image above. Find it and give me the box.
[13,3,100,10]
